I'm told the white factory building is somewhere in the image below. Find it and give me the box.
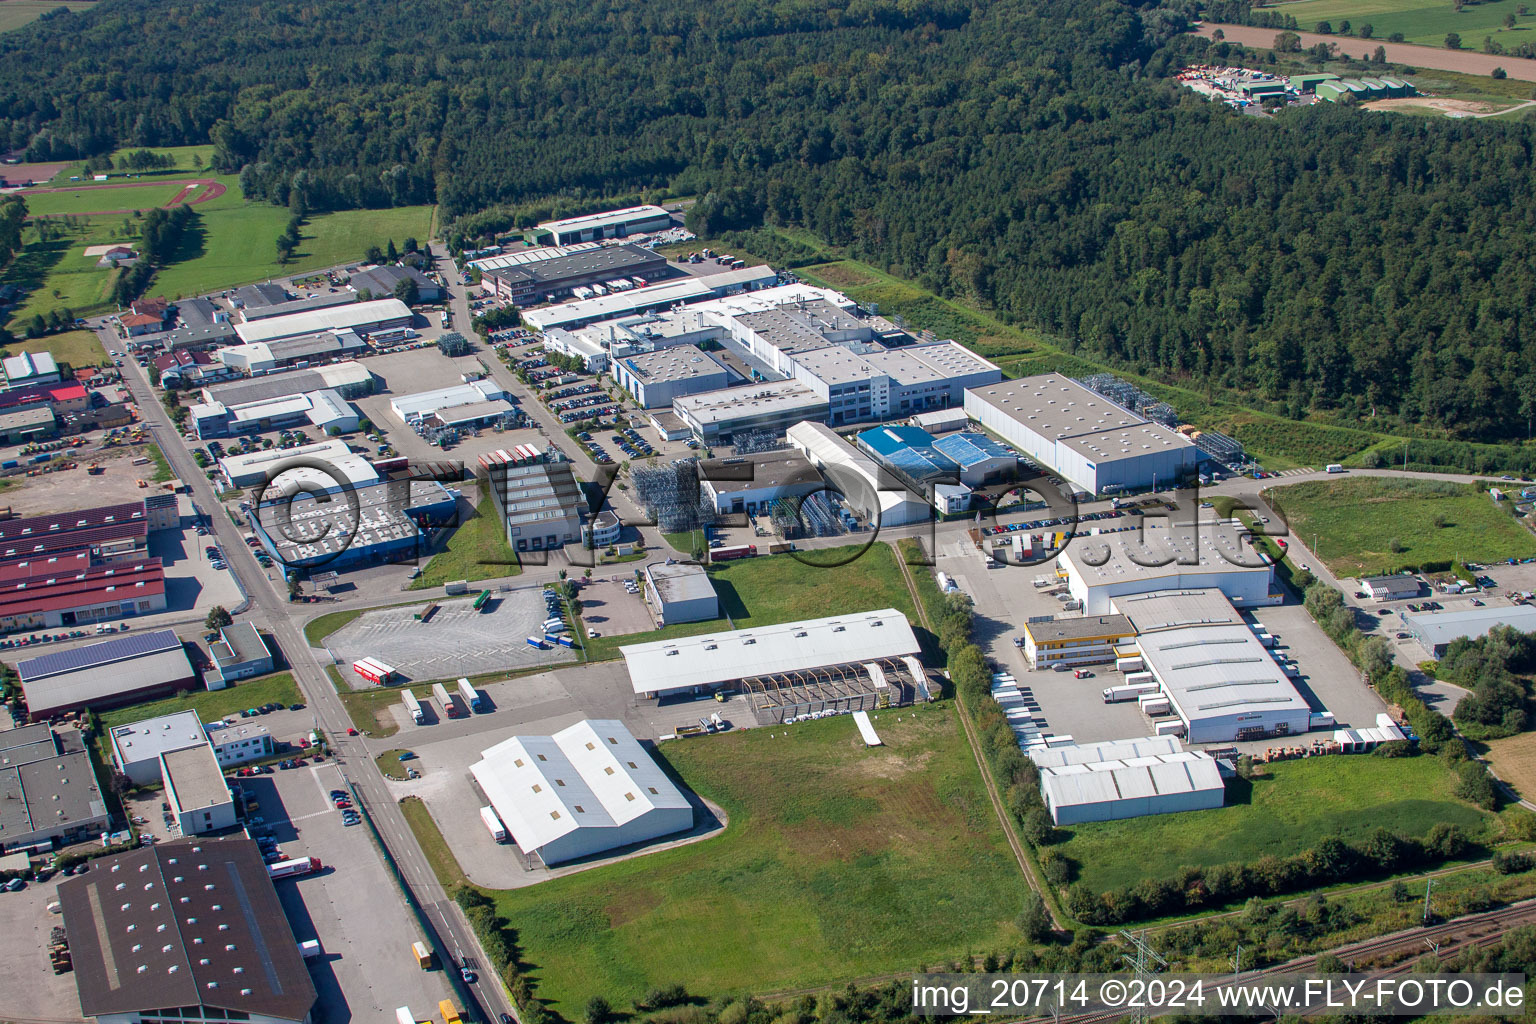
[233,297,413,345]
[109,709,275,785]
[1030,737,1225,825]
[214,329,368,374]
[620,607,921,700]
[643,562,719,624]
[614,344,733,409]
[389,379,510,424]
[1117,589,1313,743]
[675,380,829,446]
[790,341,1002,425]
[965,375,1200,495]
[470,719,692,866]
[542,309,725,373]
[1059,517,1278,614]
[536,205,674,244]
[787,420,930,527]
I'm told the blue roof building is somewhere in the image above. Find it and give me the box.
[855,425,961,487]
[932,432,1018,484]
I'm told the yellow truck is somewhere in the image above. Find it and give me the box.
[411,940,432,969]
[439,998,464,1024]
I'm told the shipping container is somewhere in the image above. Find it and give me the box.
[352,657,396,685]
[1123,671,1155,687]
[526,636,547,649]
[1115,656,1144,673]
[412,941,432,968]
[440,1000,464,1024]
[1153,719,1187,737]
[555,634,576,648]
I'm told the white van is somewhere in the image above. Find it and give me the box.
[1326,464,1345,474]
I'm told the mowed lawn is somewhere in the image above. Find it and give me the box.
[7,330,107,368]
[581,541,916,659]
[1268,0,1536,47]
[22,182,192,217]
[97,672,301,732]
[408,492,521,590]
[48,144,218,183]
[489,706,1024,1012]
[1267,477,1536,577]
[1056,756,1494,894]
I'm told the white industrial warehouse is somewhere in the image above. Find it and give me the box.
[233,297,414,344]
[1029,736,1225,825]
[470,719,692,866]
[621,607,923,700]
[389,379,510,423]
[787,420,930,527]
[1059,517,1279,614]
[1121,588,1313,743]
[964,375,1199,494]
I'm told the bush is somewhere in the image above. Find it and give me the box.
[1454,762,1497,809]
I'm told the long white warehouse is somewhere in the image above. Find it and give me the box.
[964,375,1199,495]
[786,420,930,527]
[1059,517,1278,614]
[234,298,414,344]
[621,607,921,699]
[470,719,692,866]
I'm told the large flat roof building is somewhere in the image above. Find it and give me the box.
[482,244,669,306]
[965,375,1199,495]
[0,724,109,852]
[471,719,692,866]
[233,298,413,345]
[674,380,829,445]
[1134,616,1312,743]
[699,451,823,515]
[487,461,586,552]
[1059,517,1278,614]
[59,838,317,1024]
[208,621,274,687]
[1020,614,1136,671]
[470,241,601,273]
[0,501,149,564]
[18,629,196,721]
[238,290,356,322]
[109,709,212,785]
[389,380,509,423]
[791,341,1002,425]
[218,438,357,488]
[215,329,368,374]
[0,556,166,640]
[520,278,715,332]
[349,264,442,304]
[614,344,733,409]
[251,477,458,571]
[535,205,673,244]
[1403,604,1536,656]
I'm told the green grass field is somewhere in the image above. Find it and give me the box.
[48,144,218,184]
[487,706,1024,1012]
[1269,0,1536,48]
[21,182,191,217]
[336,686,403,738]
[0,0,94,34]
[6,329,106,369]
[408,492,520,590]
[1057,755,1495,894]
[580,542,916,660]
[400,795,467,890]
[97,672,300,732]
[1265,477,1536,576]
[4,166,433,331]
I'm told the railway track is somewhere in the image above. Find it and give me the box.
[1012,899,1536,1024]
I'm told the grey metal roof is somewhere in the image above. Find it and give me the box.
[162,744,230,814]
[1023,614,1134,643]
[645,562,717,607]
[1137,623,1310,721]
[1403,604,1536,649]
[18,629,184,681]
[216,622,269,667]
[1113,588,1245,633]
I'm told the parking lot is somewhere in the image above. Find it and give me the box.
[572,577,657,637]
[246,761,458,1022]
[327,590,578,685]
[0,871,84,1022]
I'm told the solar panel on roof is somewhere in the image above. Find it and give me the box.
[17,628,183,680]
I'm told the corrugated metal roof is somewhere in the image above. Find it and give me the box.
[1029,736,1183,767]
[932,431,1014,466]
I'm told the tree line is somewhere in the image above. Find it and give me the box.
[7,1,1536,440]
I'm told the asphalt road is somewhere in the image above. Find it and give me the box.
[98,319,518,1024]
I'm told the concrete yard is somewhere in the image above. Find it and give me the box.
[0,872,84,1023]
[0,444,172,516]
[571,577,658,638]
[327,590,578,686]
[248,760,458,1023]
[1247,601,1387,731]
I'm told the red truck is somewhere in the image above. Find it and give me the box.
[709,544,758,563]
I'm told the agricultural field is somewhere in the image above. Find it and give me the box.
[1263,477,1536,576]
[1483,732,1536,802]
[1055,755,1495,894]
[1268,0,1536,49]
[0,0,94,34]
[408,492,521,590]
[580,541,916,660]
[487,705,1024,1012]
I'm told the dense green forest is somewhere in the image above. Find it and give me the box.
[5,0,1536,442]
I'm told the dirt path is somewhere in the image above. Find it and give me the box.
[9,176,226,216]
[1197,22,1536,82]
